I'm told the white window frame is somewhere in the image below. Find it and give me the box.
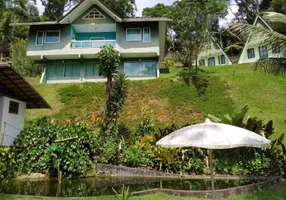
[126,28,142,42]
[83,8,106,19]
[44,30,61,44]
[35,30,44,46]
[143,27,151,43]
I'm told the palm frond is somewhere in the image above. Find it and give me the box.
[229,22,286,55]
[253,58,286,77]
[261,12,286,24]
[224,44,243,53]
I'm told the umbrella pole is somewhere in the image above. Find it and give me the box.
[209,149,215,200]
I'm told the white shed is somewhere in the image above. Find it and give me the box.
[0,63,50,146]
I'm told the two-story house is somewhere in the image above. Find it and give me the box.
[238,15,284,64]
[12,0,171,83]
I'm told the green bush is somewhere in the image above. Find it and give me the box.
[134,114,155,137]
[123,146,143,167]
[0,147,18,182]
[11,39,42,76]
[14,118,97,178]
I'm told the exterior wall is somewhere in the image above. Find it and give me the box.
[42,58,159,84]
[72,5,116,24]
[116,22,159,53]
[238,19,285,64]
[27,24,73,58]
[238,42,284,64]
[0,96,26,146]
[197,43,231,66]
[76,32,116,40]
[27,22,160,60]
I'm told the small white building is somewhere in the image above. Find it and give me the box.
[238,15,284,64]
[197,37,232,67]
[0,63,50,146]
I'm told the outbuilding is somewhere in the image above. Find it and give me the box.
[0,63,51,146]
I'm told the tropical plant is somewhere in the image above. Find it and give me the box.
[208,105,249,127]
[97,45,120,125]
[112,185,131,200]
[110,73,128,124]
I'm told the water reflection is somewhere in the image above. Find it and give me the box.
[0,176,263,197]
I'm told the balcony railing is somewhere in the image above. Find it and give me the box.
[70,40,116,49]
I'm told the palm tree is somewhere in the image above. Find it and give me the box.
[229,12,286,77]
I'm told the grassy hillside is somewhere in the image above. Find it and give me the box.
[26,68,234,129]
[25,63,285,137]
[201,64,286,136]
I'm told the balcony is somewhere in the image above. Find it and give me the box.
[70,40,116,49]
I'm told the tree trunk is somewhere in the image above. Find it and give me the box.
[195,56,198,74]
[188,55,193,73]
[105,71,113,125]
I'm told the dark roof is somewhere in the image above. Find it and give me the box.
[0,63,51,109]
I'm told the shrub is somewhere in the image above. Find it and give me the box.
[161,58,176,69]
[0,147,18,182]
[11,39,42,76]
[14,118,97,178]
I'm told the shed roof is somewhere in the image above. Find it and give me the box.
[0,63,51,109]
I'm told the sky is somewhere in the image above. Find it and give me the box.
[36,0,238,28]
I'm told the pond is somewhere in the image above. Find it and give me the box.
[0,176,265,197]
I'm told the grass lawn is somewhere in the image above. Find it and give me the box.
[25,68,234,129]
[200,64,286,140]
[0,180,285,200]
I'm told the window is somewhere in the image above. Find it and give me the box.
[208,57,215,66]
[124,61,157,77]
[45,30,60,43]
[126,28,141,41]
[247,48,255,59]
[143,27,151,42]
[272,44,280,54]
[36,31,44,46]
[199,59,205,66]
[86,63,101,77]
[64,63,81,77]
[259,46,268,59]
[9,101,19,115]
[84,8,105,19]
[47,63,64,78]
[220,55,225,64]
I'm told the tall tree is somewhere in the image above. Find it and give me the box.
[233,0,273,23]
[142,3,171,18]
[268,0,286,14]
[1,0,37,22]
[101,0,137,18]
[41,0,79,21]
[0,11,17,60]
[172,0,227,71]
[41,0,137,21]
[97,45,120,126]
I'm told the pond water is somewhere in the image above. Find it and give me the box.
[0,176,264,197]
